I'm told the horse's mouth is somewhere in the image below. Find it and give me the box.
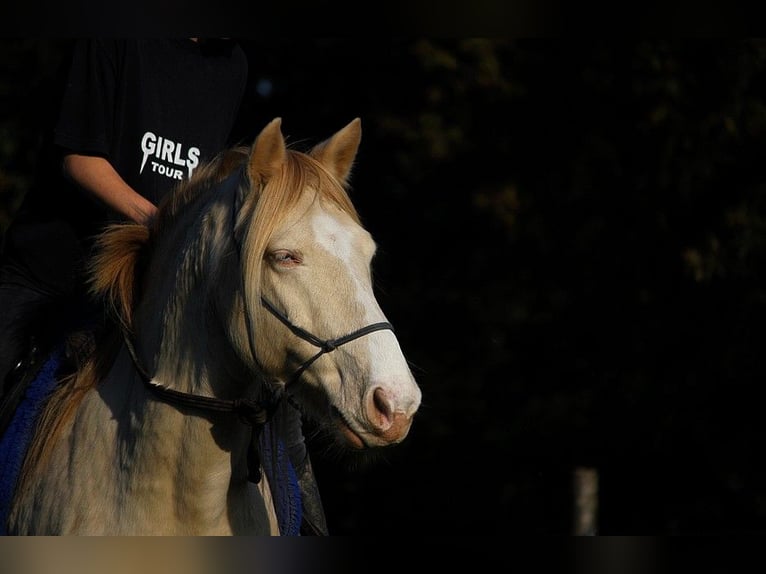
[331,406,366,450]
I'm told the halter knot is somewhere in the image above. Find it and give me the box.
[232,386,285,427]
[232,398,267,426]
[321,340,338,353]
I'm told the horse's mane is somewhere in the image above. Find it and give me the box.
[89,146,251,329]
[18,139,362,482]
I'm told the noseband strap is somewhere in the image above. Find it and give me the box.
[260,296,394,385]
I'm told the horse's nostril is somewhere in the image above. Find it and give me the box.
[371,387,394,430]
[367,387,413,443]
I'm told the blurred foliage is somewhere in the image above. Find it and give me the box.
[3,39,766,534]
[0,39,71,235]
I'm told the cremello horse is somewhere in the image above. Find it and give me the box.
[5,118,421,535]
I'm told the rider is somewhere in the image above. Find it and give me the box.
[0,38,328,535]
[1,38,248,386]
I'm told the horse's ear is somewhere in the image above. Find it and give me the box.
[310,117,362,185]
[248,117,287,185]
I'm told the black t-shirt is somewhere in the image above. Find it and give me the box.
[3,38,248,294]
[54,38,248,207]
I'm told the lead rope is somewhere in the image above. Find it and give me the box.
[121,325,281,425]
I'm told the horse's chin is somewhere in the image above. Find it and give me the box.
[331,406,366,450]
[290,385,367,449]
[330,404,412,450]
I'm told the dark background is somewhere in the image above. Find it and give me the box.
[3,38,766,535]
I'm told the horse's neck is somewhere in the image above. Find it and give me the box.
[105,219,270,528]
[123,293,254,498]
[10,349,264,535]
[76,349,264,533]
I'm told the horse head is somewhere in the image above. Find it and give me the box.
[236,118,422,449]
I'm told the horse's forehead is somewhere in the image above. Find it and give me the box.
[308,208,366,259]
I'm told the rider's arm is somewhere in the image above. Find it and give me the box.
[62,154,158,226]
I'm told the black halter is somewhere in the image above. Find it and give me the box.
[259,296,393,386]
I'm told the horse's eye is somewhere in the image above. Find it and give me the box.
[270,250,301,268]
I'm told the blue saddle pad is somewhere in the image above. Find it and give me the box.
[0,345,63,534]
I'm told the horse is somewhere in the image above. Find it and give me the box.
[0,117,422,535]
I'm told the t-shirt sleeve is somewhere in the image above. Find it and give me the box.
[53,39,119,158]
